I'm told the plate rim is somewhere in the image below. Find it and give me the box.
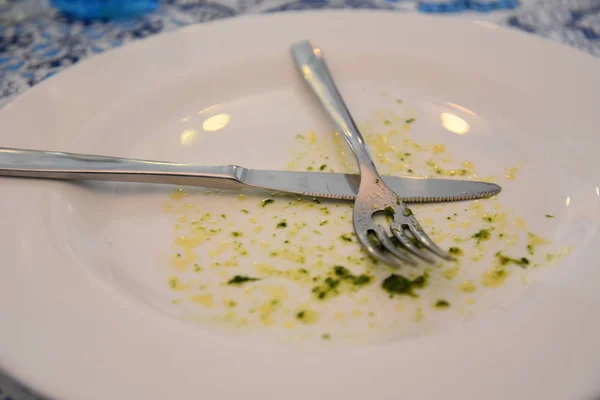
[1,10,600,400]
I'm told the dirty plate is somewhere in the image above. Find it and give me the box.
[1,11,599,400]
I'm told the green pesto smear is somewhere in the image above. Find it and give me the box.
[228,275,261,285]
[448,247,463,256]
[312,266,373,300]
[261,198,274,207]
[495,251,530,268]
[276,220,287,228]
[340,233,353,242]
[384,206,395,217]
[472,229,492,243]
[434,299,450,309]
[367,231,384,249]
[381,272,428,298]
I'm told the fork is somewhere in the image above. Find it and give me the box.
[291,40,452,267]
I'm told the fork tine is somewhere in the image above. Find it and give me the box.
[355,230,410,268]
[390,223,435,263]
[406,219,453,261]
[372,226,417,266]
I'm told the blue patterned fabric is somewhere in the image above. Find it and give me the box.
[1,0,599,398]
[0,0,599,108]
[507,0,600,56]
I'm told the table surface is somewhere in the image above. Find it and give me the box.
[1,0,599,398]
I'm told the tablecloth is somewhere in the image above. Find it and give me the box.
[1,0,599,398]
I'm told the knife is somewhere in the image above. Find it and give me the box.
[0,147,500,203]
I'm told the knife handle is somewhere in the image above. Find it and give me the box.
[0,147,247,189]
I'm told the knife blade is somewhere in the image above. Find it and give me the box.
[0,147,501,203]
[242,169,500,202]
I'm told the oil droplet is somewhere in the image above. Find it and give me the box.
[459,280,476,292]
[171,250,196,271]
[528,232,549,246]
[470,252,484,262]
[168,276,192,291]
[412,307,425,322]
[432,144,446,154]
[505,166,519,180]
[482,267,511,287]
[442,266,459,280]
[258,298,282,326]
[296,308,320,324]
[170,188,186,200]
[189,293,214,308]
[223,298,237,308]
[515,216,527,230]
[462,161,474,169]
[262,284,288,301]
[283,321,295,329]
[176,232,208,249]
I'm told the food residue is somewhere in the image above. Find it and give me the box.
[228,275,261,285]
[159,96,570,344]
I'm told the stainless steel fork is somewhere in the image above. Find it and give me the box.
[291,40,452,267]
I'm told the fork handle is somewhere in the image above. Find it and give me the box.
[0,147,246,189]
[291,40,380,179]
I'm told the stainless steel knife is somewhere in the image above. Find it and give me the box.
[0,147,500,203]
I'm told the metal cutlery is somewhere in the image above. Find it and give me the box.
[0,147,500,203]
[291,40,452,267]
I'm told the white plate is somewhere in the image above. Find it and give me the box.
[1,11,600,400]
